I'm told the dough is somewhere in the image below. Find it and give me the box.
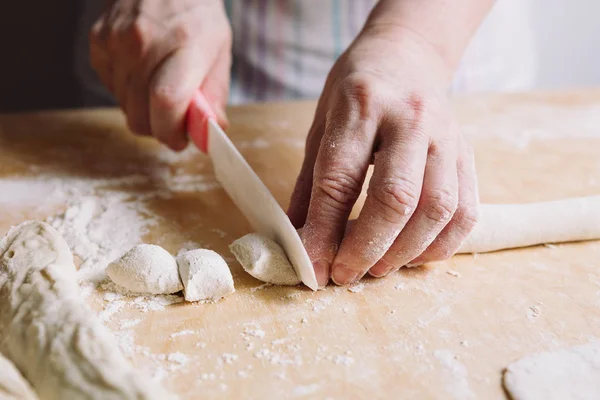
[0,352,38,400]
[458,195,600,253]
[107,244,183,294]
[176,249,235,301]
[0,221,172,400]
[229,233,300,285]
[503,342,600,400]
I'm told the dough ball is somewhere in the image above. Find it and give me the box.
[107,244,182,294]
[176,249,235,301]
[229,233,300,286]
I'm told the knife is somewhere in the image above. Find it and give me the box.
[187,91,318,291]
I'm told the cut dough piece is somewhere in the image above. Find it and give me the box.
[0,221,172,400]
[503,342,600,400]
[230,233,300,285]
[176,249,235,301]
[0,352,38,400]
[107,243,182,294]
[457,195,600,253]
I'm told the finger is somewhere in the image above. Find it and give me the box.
[408,136,479,265]
[200,39,232,130]
[330,116,428,285]
[149,48,212,150]
[89,18,114,92]
[287,102,328,228]
[288,70,346,228]
[301,90,378,287]
[125,73,151,136]
[368,136,459,277]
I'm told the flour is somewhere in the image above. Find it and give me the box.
[170,330,196,338]
[166,352,189,365]
[221,353,239,364]
[434,350,474,400]
[229,233,301,285]
[107,244,183,294]
[47,193,156,283]
[242,328,266,340]
[176,249,235,301]
[348,283,365,293]
[250,282,273,292]
[527,304,542,320]
[100,280,183,314]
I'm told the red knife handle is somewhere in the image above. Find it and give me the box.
[187,91,216,154]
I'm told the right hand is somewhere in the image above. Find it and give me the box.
[89,0,231,150]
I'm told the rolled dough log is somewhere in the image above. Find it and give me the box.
[458,195,600,253]
[107,244,183,294]
[229,233,301,286]
[0,352,38,400]
[176,249,235,301]
[503,342,600,400]
[0,221,172,400]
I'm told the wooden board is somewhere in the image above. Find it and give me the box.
[1,90,600,399]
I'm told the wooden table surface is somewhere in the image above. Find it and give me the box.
[1,89,600,399]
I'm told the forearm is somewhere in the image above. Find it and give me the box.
[363,0,494,79]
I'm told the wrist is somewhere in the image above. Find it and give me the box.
[354,23,454,87]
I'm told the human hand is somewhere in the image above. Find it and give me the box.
[288,25,479,286]
[89,0,231,150]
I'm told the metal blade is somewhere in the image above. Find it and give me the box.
[207,119,318,290]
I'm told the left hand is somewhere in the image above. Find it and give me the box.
[288,25,479,286]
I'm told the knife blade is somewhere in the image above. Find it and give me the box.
[187,91,318,291]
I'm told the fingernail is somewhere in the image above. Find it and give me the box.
[313,261,330,287]
[368,260,394,278]
[332,264,359,285]
[368,268,388,278]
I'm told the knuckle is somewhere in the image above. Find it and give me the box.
[338,73,379,120]
[421,189,457,223]
[369,179,420,224]
[150,83,181,110]
[171,23,192,46]
[314,169,362,213]
[125,18,153,55]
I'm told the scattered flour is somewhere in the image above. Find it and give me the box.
[242,328,266,340]
[250,283,273,292]
[170,330,196,339]
[221,353,239,364]
[348,283,365,293]
[434,350,474,400]
[446,270,461,278]
[528,304,542,320]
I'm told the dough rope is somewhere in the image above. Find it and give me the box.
[459,196,600,253]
